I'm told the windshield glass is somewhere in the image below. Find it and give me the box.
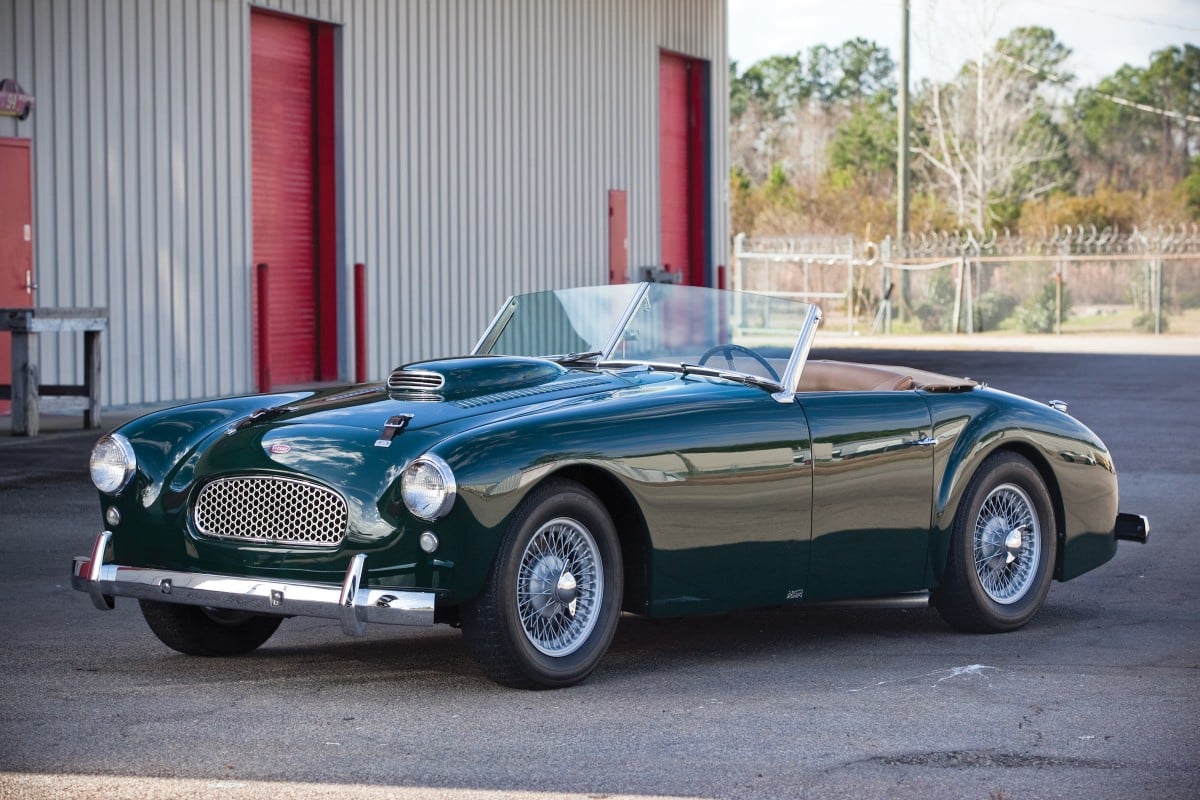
[475,283,819,389]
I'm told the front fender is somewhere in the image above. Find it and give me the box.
[419,387,686,604]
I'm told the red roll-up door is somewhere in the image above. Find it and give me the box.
[251,11,335,389]
[659,53,690,284]
[659,51,708,287]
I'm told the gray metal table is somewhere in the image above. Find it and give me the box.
[0,307,108,436]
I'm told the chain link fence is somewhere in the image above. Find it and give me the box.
[732,225,1200,336]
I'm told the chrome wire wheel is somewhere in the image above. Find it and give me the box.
[516,516,603,657]
[973,483,1041,605]
[462,479,623,688]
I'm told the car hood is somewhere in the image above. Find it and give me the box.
[119,356,642,506]
[237,356,628,438]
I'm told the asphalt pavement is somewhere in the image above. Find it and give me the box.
[0,347,1197,800]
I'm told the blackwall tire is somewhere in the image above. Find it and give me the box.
[139,599,283,656]
[933,452,1056,633]
[461,479,623,689]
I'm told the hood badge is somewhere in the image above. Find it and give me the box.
[267,442,293,455]
[375,414,414,448]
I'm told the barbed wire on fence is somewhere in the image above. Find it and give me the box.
[732,225,1200,337]
[737,223,1200,265]
[889,223,1200,259]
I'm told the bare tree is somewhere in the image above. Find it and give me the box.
[912,1,1073,229]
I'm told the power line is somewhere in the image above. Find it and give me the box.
[1033,1,1200,34]
[1092,91,1200,124]
[996,51,1200,124]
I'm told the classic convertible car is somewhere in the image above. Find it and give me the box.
[73,282,1148,688]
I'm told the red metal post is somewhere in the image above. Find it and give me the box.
[256,263,270,391]
[354,263,367,383]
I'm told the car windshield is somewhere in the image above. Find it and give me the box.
[474,283,821,392]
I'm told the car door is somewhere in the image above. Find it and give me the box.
[634,388,814,617]
[796,391,934,602]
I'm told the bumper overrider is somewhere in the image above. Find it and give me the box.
[71,531,435,635]
[1114,512,1150,543]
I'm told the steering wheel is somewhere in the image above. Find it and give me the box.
[697,344,781,382]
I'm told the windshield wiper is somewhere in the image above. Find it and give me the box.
[597,360,781,393]
[676,363,781,392]
[550,350,603,365]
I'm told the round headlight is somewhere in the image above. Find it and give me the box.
[401,455,456,521]
[89,434,137,495]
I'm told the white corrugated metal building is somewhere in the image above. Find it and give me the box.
[0,0,729,408]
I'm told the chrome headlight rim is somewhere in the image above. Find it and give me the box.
[89,433,137,495]
[401,454,457,521]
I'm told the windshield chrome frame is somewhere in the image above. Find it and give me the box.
[598,282,651,359]
[471,295,519,355]
[771,304,822,404]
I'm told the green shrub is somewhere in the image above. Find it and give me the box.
[1176,289,1200,310]
[913,273,958,331]
[973,291,1018,332]
[1132,312,1168,333]
[1017,281,1071,333]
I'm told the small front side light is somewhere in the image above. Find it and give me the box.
[89,434,137,495]
[105,506,122,527]
[419,531,440,553]
[401,454,456,521]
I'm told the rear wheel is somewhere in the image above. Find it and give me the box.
[461,479,623,689]
[934,452,1056,633]
[139,600,282,656]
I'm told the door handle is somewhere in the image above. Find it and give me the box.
[913,435,938,447]
[25,269,38,296]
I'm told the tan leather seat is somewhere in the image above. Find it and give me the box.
[796,360,976,393]
[796,361,914,392]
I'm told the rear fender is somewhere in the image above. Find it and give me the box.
[925,390,1118,587]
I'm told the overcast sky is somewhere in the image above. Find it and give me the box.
[729,0,1199,86]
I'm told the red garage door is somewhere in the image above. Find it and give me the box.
[251,10,336,389]
[659,51,708,287]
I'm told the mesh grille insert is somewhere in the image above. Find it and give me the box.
[193,476,348,547]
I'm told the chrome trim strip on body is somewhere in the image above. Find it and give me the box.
[71,533,435,631]
[810,591,931,609]
[773,304,823,404]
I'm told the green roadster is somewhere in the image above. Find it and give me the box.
[73,282,1148,688]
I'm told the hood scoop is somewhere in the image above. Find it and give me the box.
[388,356,568,402]
[387,369,446,395]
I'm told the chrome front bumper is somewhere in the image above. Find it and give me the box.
[70,532,435,635]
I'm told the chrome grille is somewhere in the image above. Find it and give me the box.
[193,476,348,547]
[387,369,445,393]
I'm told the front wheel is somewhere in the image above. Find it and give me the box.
[139,600,283,656]
[933,452,1056,633]
[461,479,623,689]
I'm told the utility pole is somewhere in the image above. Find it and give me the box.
[894,0,911,330]
[897,0,910,243]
